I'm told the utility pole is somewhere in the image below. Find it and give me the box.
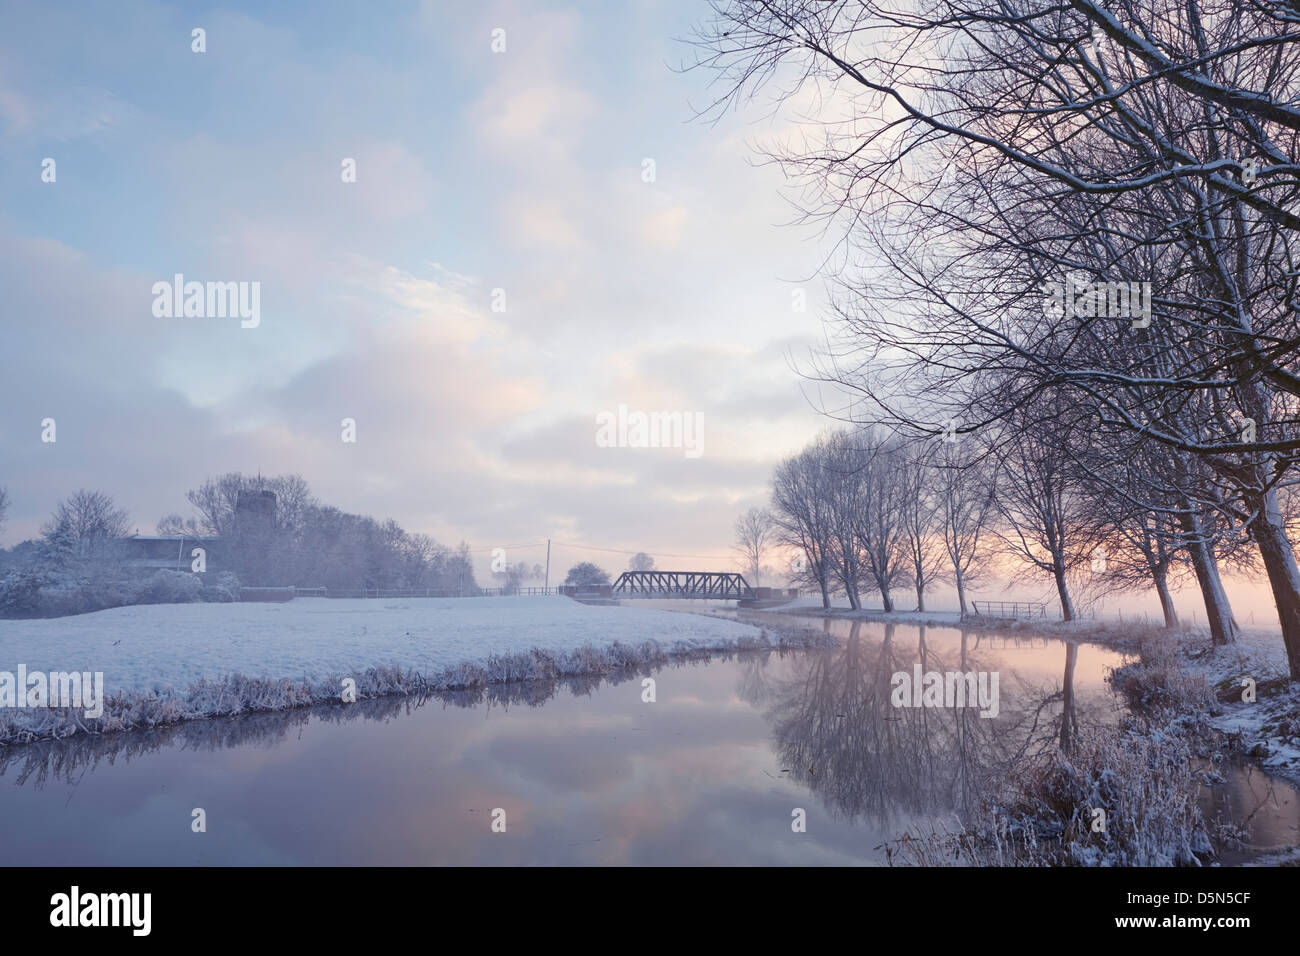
[545,539,551,592]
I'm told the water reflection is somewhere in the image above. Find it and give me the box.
[741,621,1105,828]
[1059,641,1080,754]
[0,660,676,792]
[1204,762,1300,862]
[0,621,1292,865]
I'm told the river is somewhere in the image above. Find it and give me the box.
[0,615,1294,864]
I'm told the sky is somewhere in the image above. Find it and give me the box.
[0,0,837,580]
[0,0,1285,626]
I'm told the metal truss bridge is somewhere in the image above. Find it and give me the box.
[611,570,752,600]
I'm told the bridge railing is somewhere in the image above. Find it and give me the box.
[612,570,750,598]
[609,571,801,600]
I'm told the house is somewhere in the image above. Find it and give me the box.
[118,490,273,581]
[120,534,225,575]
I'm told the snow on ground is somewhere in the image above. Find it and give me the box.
[0,596,834,743]
[770,599,1176,650]
[1,596,766,695]
[1193,625,1300,780]
[769,597,965,626]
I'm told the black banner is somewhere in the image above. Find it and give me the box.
[0,864,1276,942]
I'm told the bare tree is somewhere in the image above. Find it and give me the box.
[734,506,775,586]
[933,444,997,619]
[403,532,448,587]
[986,406,1092,621]
[848,431,909,612]
[42,490,130,556]
[0,486,9,537]
[823,433,870,608]
[1087,506,1184,629]
[185,473,316,538]
[182,472,318,586]
[771,440,838,608]
[896,446,945,611]
[692,0,1300,673]
[156,513,202,536]
[628,552,656,572]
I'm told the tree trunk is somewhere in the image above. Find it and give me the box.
[1247,487,1300,679]
[1059,642,1079,754]
[1152,562,1178,629]
[1180,508,1240,646]
[915,582,925,613]
[955,567,968,619]
[1053,565,1075,621]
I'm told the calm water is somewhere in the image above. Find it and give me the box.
[0,616,1295,864]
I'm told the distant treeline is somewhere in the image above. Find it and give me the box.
[0,474,483,617]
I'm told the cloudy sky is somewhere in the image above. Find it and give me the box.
[0,0,840,578]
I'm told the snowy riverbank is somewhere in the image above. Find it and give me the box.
[761,599,1155,649]
[1192,627,1300,781]
[763,599,1300,787]
[0,596,835,744]
[1097,620,1300,783]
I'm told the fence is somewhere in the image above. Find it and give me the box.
[971,600,1048,619]
[291,586,562,600]
[281,585,785,602]
[240,587,297,603]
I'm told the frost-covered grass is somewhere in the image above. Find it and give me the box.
[880,632,1231,866]
[1109,635,1218,719]
[1189,628,1300,780]
[880,724,1218,866]
[0,596,835,744]
[1095,624,1300,780]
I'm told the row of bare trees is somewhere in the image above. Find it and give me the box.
[771,430,992,614]
[695,0,1300,678]
[769,421,1257,635]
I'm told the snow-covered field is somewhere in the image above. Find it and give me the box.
[0,596,833,743]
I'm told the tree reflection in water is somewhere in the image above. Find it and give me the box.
[738,620,1114,829]
[0,623,1110,834]
[0,660,680,791]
